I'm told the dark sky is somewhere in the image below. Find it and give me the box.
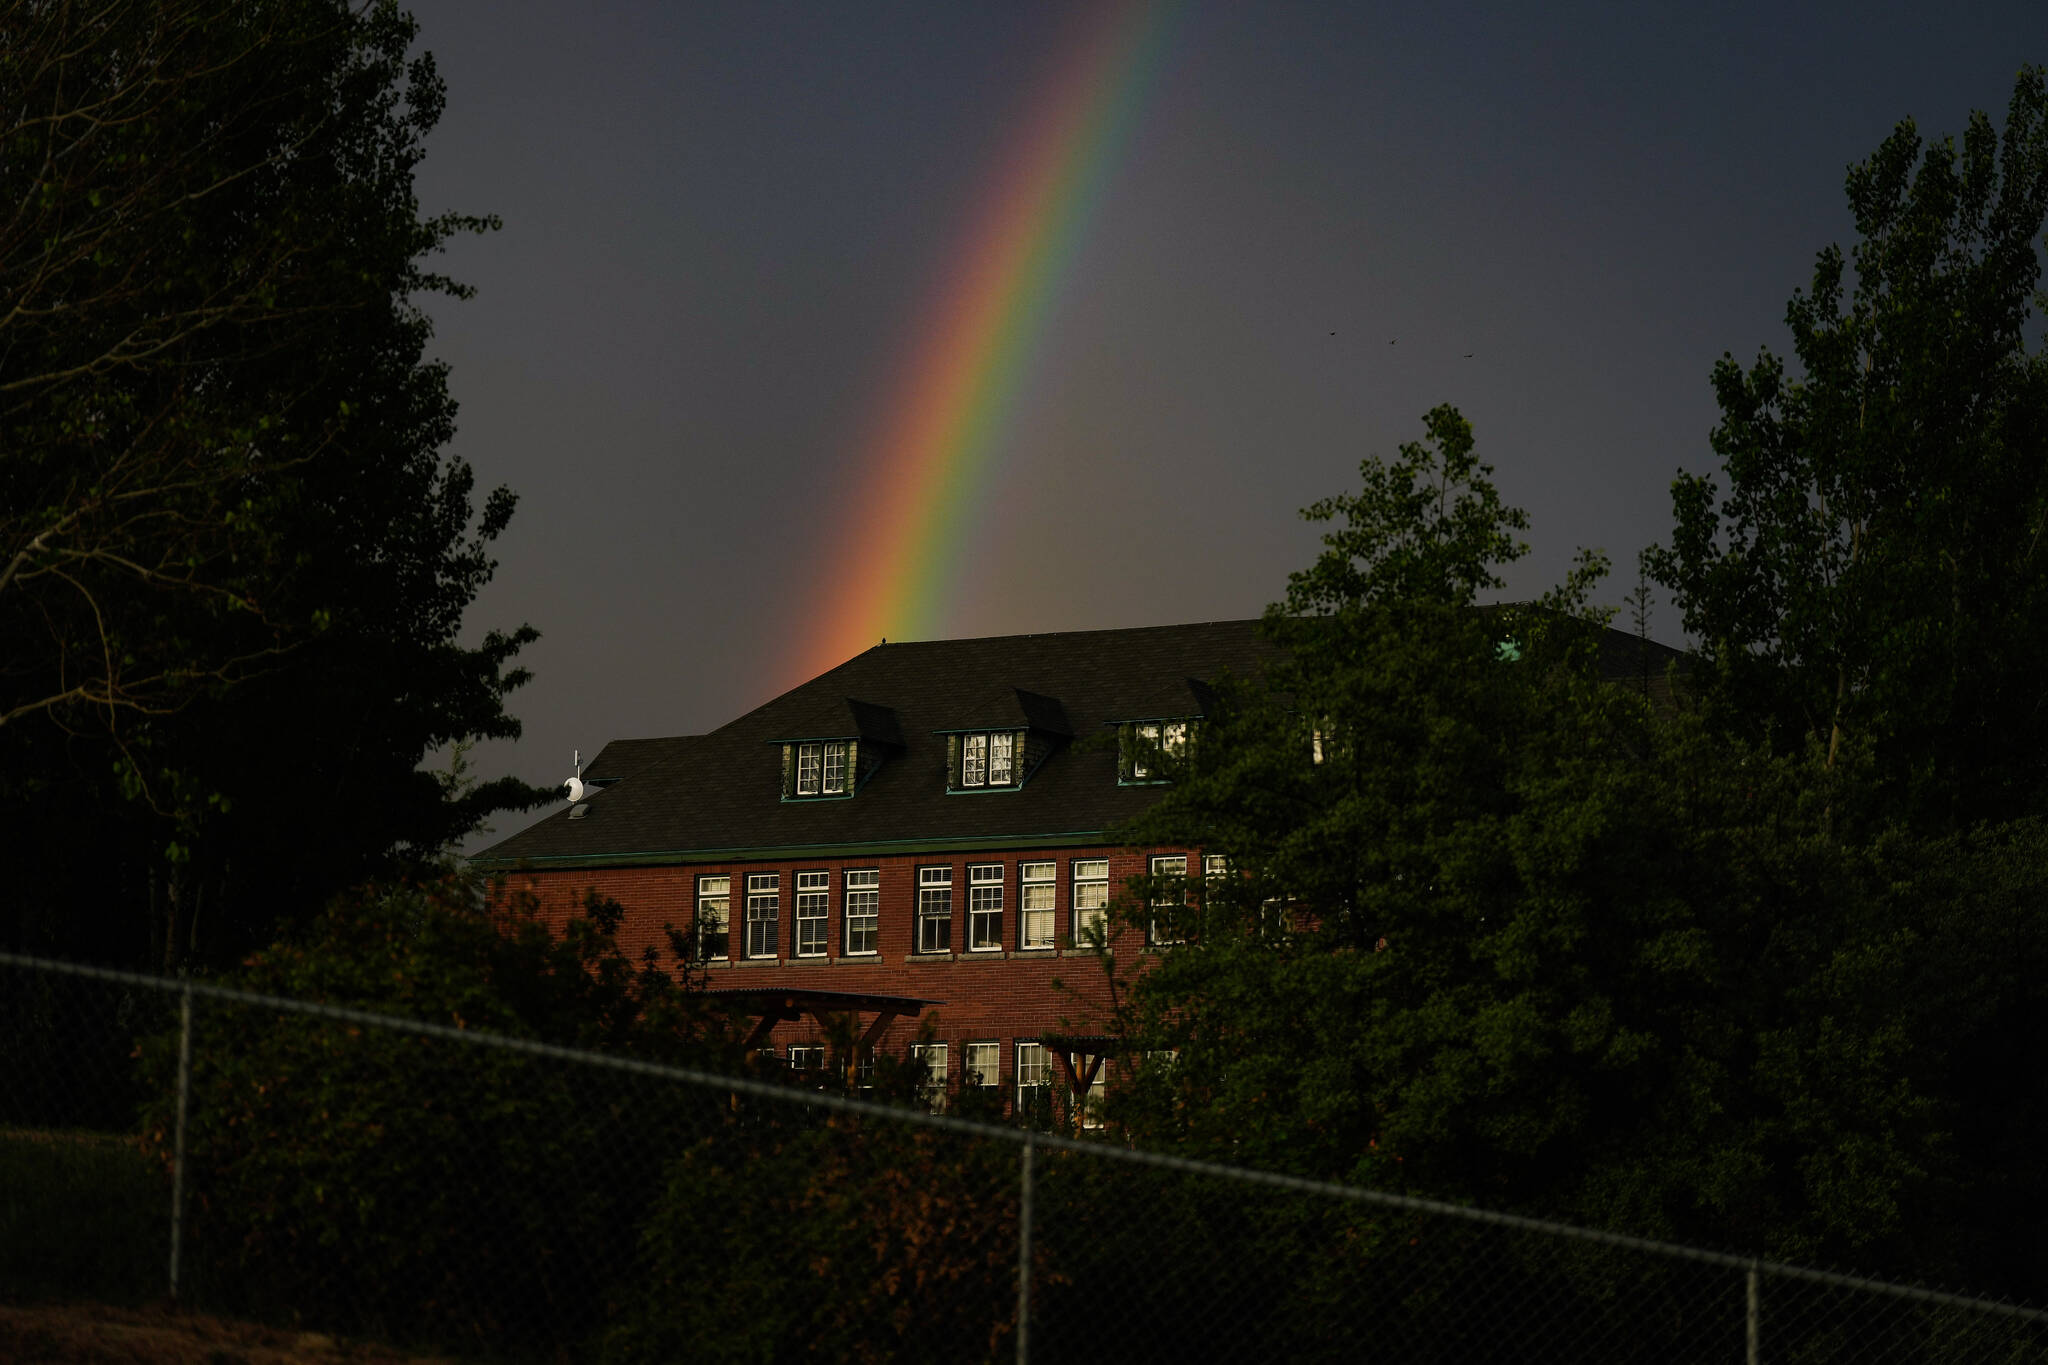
[401,0,2044,831]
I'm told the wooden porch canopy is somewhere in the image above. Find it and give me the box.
[707,986,943,1067]
[1038,1031,1125,1100]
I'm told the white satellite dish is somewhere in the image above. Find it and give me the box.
[564,749,590,802]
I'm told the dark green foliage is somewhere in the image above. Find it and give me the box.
[1,0,551,969]
[608,1115,1027,1365]
[137,877,733,1354]
[1105,387,2048,1301]
[1647,67,2048,831]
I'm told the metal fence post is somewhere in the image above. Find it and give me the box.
[1016,1133,1034,1365]
[169,983,194,1302]
[1746,1260,1760,1365]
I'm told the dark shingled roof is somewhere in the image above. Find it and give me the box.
[472,618,1686,871]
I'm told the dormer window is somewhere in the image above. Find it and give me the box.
[781,737,859,799]
[948,729,1027,792]
[773,699,901,802]
[1121,718,1192,783]
[794,740,849,796]
[961,731,1016,786]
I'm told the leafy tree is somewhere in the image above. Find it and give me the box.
[1106,405,1637,1196]
[0,1,550,966]
[1101,404,2048,1293]
[1647,67,2048,830]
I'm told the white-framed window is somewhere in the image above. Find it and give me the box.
[1016,1041,1049,1108]
[910,1041,948,1111]
[968,863,1004,951]
[1132,722,1160,779]
[1149,855,1188,945]
[843,868,879,956]
[787,1043,824,1078]
[1072,858,1109,944]
[1202,854,1229,936]
[1019,861,1055,949]
[917,865,952,954]
[964,1041,1000,1090]
[792,740,850,797]
[795,870,829,957]
[1164,721,1188,760]
[694,874,730,961]
[953,730,1023,790]
[1075,1052,1106,1130]
[744,872,780,959]
[1128,720,1190,781]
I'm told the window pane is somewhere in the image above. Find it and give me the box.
[745,873,779,958]
[911,1042,948,1112]
[1016,1041,1048,1109]
[989,731,1015,785]
[844,868,879,955]
[965,1042,999,1088]
[1133,723,1159,779]
[1021,881,1055,948]
[822,740,847,794]
[918,867,952,953]
[1150,856,1187,945]
[695,875,730,960]
[962,733,986,787]
[796,870,828,956]
[968,863,1002,951]
[796,743,821,796]
[1073,859,1109,943]
[1077,1053,1106,1129]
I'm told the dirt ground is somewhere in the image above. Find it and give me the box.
[0,1302,455,1364]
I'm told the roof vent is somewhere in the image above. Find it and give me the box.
[568,803,590,821]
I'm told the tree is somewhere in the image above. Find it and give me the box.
[0,1,550,965]
[1646,67,2048,830]
[1107,405,1642,1196]
[1100,406,2048,1291]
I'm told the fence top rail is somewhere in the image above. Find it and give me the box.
[9,948,2043,1325]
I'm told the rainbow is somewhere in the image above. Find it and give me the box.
[791,0,1181,681]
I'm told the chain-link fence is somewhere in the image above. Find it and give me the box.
[5,950,2045,1363]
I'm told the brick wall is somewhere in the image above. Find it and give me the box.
[492,844,1185,1102]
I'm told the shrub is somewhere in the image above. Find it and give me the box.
[139,875,733,1354]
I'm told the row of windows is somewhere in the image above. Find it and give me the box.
[691,861,1114,960]
[783,1039,1100,1120]
[694,856,1234,960]
[780,719,1201,801]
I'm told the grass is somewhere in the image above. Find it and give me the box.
[0,1127,166,1305]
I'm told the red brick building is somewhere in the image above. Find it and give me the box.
[472,620,1280,1114]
